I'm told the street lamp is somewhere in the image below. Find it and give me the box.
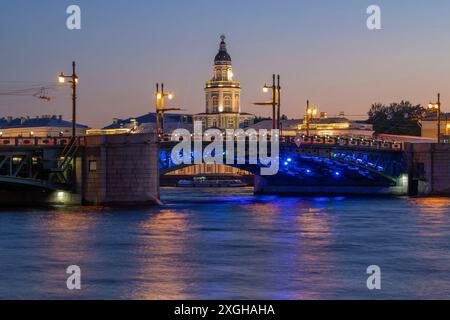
[155,83,177,134]
[428,93,442,143]
[305,100,318,136]
[260,74,281,130]
[58,61,79,139]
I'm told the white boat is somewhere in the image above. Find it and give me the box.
[177,177,248,188]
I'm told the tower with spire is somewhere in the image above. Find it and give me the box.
[195,35,254,130]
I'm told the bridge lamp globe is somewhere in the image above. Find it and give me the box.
[157,93,162,100]
[168,93,174,100]
[263,85,269,93]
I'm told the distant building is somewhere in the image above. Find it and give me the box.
[297,116,374,137]
[194,36,255,130]
[92,113,193,135]
[420,112,450,142]
[246,114,374,138]
[246,119,301,136]
[0,115,88,137]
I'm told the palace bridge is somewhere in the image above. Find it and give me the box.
[0,133,449,205]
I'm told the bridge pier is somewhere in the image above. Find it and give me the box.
[81,133,161,205]
[407,143,450,196]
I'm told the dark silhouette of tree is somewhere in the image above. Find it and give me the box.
[367,101,425,136]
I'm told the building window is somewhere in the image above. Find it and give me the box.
[222,70,228,80]
[212,96,219,112]
[224,96,232,112]
[89,160,97,172]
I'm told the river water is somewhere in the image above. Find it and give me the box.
[1,187,450,300]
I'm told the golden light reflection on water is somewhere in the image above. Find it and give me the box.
[408,198,450,238]
[131,209,191,300]
[34,207,102,297]
[411,197,450,214]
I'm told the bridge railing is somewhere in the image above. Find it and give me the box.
[0,137,85,148]
[284,136,404,151]
[158,133,404,151]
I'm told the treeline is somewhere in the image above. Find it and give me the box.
[367,101,425,136]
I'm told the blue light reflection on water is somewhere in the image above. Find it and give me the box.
[1,188,450,300]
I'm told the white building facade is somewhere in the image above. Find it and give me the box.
[194,35,255,130]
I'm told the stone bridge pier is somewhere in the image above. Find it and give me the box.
[407,143,450,196]
[82,133,161,205]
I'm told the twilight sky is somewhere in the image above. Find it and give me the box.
[1,0,450,128]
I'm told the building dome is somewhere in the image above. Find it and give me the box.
[214,35,231,63]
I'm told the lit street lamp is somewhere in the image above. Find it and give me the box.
[305,100,318,136]
[155,83,178,134]
[259,74,281,130]
[428,93,442,143]
[58,61,79,139]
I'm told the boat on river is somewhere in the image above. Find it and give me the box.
[177,176,248,188]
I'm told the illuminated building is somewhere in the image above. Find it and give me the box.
[297,116,374,137]
[246,113,374,138]
[194,35,255,130]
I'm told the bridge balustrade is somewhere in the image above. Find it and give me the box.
[0,137,73,147]
[159,132,404,151]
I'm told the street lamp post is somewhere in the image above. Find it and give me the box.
[305,100,317,136]
[58,61,79,139]
[155,83,175,134]
[428,93,442,143]
[306,100,310,136]
[277,75,281,130]
[262,74,281,130]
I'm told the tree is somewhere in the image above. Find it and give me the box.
[367,101,425,136]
